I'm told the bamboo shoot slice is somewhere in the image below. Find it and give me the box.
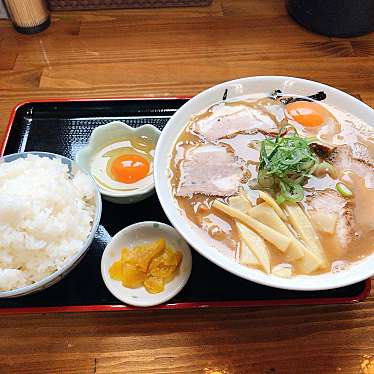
[213,200,291,252]
[228,194,253,214]
[239,239,260,267]
[309,212,338,235]
[258,190,288,221]
[294,243,323,274]
[229,198,261,267]
[236,222,270,273]
[251,203,322,273]
[249,202,304,260]
[284,203,328,268]
[272,264,292,278]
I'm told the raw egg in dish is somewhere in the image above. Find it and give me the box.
[110,154,150,184]
[90,135,154,192]
[285,101,335,128]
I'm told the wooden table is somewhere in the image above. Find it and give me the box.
[1,1,374,373]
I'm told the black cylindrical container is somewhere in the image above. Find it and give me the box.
[286,0,374,37]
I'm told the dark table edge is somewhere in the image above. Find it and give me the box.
[0,277,371,315]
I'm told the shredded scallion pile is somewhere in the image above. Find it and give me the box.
[258,126,317,203]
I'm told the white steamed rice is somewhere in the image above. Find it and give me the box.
[0,155,96,292]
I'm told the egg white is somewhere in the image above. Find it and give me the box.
[90,140,154,192]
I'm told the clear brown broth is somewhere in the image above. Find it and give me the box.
[169,95,374,275]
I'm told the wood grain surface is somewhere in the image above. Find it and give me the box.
[1,1,374,373]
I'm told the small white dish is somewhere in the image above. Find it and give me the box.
[75,121,161,204]
[101,221,192,307]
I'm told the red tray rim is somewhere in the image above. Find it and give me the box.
[0,97,371,314]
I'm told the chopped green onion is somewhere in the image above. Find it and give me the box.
[313,161,337,178]
[257,125,317,203]
[258,170,275,188]
[336,182,353,198]
[280,181,304,202]
[275,194,286,205]
[300,159,315,171]
[248,141,260,151]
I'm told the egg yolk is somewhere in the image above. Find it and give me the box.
[285,101,330,127]
[110,154,149,184]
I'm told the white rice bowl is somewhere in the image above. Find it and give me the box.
[0,154,97,292]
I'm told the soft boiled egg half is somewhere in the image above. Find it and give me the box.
[283,99,343,143]
[284,100,337,131]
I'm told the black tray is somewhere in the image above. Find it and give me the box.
[0,98,370,313]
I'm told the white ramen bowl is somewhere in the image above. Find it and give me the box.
[154,76,374,291]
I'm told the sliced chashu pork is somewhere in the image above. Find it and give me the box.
[327,143,374,187]
[176,144,243,197]
[306,190,355,250]
[191,104,277,142]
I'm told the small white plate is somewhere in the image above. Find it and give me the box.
[101,221,192,307]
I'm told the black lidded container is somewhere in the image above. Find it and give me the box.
[286,0,374,37]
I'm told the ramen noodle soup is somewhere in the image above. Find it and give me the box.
[168,91,374,278]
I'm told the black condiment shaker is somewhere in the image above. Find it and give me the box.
[286,0,374,37]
